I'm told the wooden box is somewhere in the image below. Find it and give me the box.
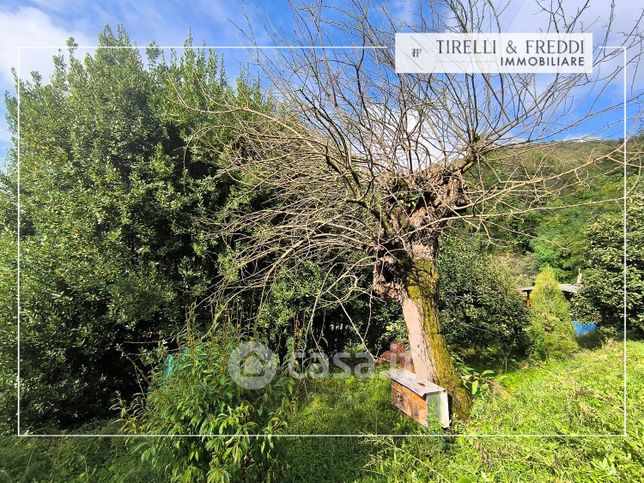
[388,368,450,428]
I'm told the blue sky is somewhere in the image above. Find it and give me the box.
[0,0,642,164]
[0,0,296,162]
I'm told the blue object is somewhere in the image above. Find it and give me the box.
[164,353,176,377]
[573,320,597,336]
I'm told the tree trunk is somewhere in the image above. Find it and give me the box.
[400,258,471,422]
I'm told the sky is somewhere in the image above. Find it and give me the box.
[0,0,294,161]
[0,0,642,164]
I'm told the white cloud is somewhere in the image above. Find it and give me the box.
[0,6,91,85]
[0,6,92,160]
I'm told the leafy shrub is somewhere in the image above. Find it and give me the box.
[438,234,532,364]
[573,193,644,335]
[0,229,16,434]
[528,267,578,359]
[256,259,405,356]
[120,332,295,482]
[0,28,263,429]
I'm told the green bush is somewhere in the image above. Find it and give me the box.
[528,267,578,359]
[255,258,405,356]
[120,332,295,482]
[438,234,532,365]
[0,28,267,430]
[573,193,644,335]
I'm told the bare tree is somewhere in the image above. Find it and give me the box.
[192,0,642,420]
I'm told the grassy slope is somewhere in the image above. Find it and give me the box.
[276,340,644,482]
[1,341,641,481]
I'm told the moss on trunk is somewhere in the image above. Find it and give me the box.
[405,258,471,422]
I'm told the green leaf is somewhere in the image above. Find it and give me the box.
[471,380,479,395]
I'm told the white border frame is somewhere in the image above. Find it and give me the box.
[15,44,629,438]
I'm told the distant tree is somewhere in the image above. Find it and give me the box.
[574,194,644,334]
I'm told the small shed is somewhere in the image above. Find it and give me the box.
[519,283,580,306]
[388,368,450,428]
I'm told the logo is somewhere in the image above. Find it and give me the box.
[227,341,277,389]
[396,33,593,74]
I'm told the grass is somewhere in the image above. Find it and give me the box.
[2,340,642,482]
[275,340,644,482]
[0,422,159,482]
[273,375,423,481]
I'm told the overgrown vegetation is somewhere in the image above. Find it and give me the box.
[1,27,256,430]
[438,234,531,366]
[573,194,644,335]
[0,19,642,483]
[120,331,294,482]
[3,341,641,481]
